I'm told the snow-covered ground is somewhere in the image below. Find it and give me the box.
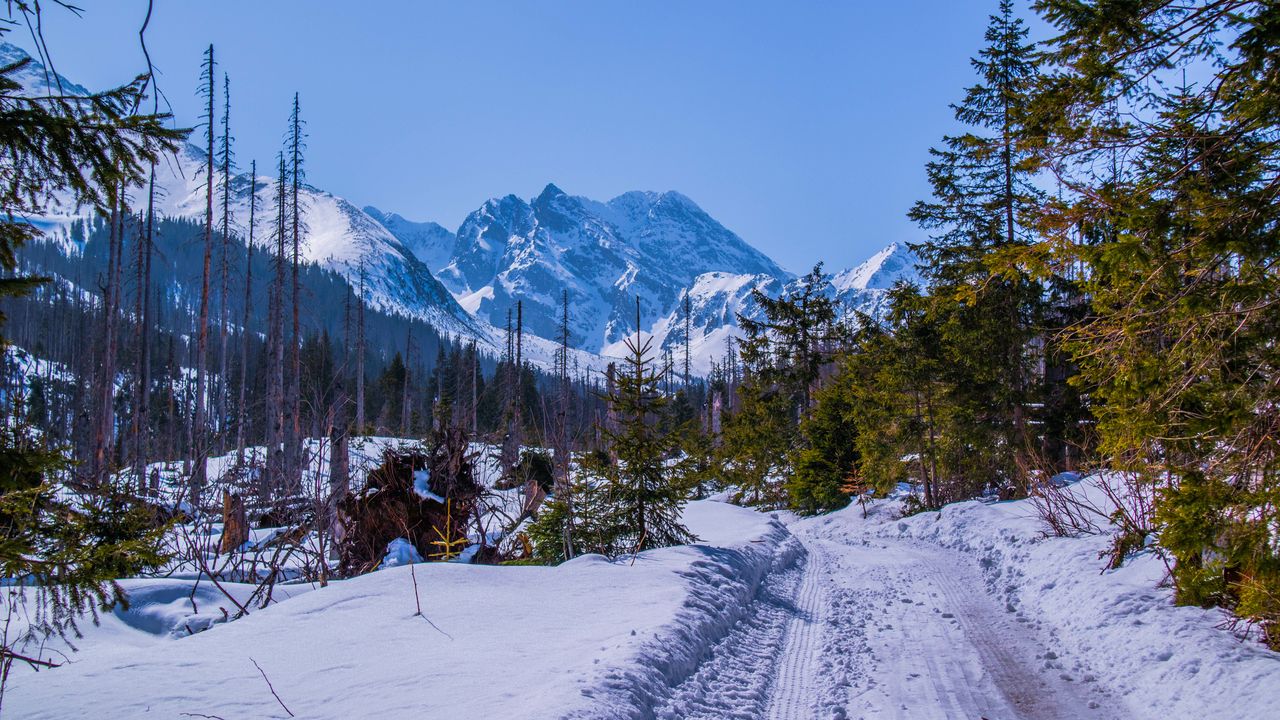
[2,501,795,719]
[6,476,1277,718]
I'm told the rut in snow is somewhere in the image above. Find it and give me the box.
[658,521,1127,720]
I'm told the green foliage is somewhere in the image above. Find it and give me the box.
[786,376,857,515]
[0,10,182,655]
[717,381,793,507]
[529,319,695,560]
[841,285,1000,506]
[0,427,171,643]
[513,449,555,494]
[716,266,844,508]
[905,0,1048,496]
[1027,0,1280,645]
[596,327,696,552]
[671,422,719,500]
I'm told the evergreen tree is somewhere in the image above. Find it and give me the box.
[787,373,858,515]
[538,301,694,559]
[1026,0,1280,643]
[0,3,181,670]
[907,0,1046,491]
[716,265,841,508]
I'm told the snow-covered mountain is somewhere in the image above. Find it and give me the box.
[0,41,90,97]
[829,241,923,319]
[361,206,456,273]
[368,188,923,374]
[9,39,923,375]
[427,184,790,355]
[152,146,479,337]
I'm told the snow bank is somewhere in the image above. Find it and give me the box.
[3,500,796,719]
[571,503,802,718]
[809,476,1280,720]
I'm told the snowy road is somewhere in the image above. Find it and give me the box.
[662,517,1125,719]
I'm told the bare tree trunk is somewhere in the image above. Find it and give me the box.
[284,94,304,498]
[191,44,216,507]
[93,191,123,487]
[555,291,574,559]
[400,329,412,435]
[354,264,366,433]
[132,169,156,494]
[236,161,257,464]
[216,74,233,456]
[266,155,287,503]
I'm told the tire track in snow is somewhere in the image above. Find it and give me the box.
[764,541,827,719]
[915,547,1122,720]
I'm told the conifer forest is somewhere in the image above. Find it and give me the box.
[0,1,1277,717]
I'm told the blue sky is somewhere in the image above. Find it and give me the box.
[15,0,1017,272]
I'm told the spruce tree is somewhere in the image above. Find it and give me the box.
[1027,0,1280,643]
[907,0,1045,490]
[0,5,181,670]
[579,300,694,555]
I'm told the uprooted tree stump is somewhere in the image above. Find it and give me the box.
[335,428,481,577]
[220,491,249,554]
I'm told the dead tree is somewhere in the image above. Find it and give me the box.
[216,73,234,455]
[132,167,156,495]
[265,154,288,503]
[191,44,216,506]
[283,93,305,498]
[236,160,258,464]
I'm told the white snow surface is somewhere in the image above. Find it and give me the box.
[4,501,796,719]
[787,476,1280,719]
[8,474,1277,718]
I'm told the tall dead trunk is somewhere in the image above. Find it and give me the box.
[355,264,366,433]
[132,168,156,495]
[93,190,123,487]
[284,94,304,498]
[191,44,216,507]
[216,73,233,456]
[265,155,287,503]
[236,161,257,464]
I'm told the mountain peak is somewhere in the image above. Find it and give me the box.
[0,41,91,97]
[537,183,567,202]
[832,242,920,292]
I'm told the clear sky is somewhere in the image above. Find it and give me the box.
[14,0,1012,273]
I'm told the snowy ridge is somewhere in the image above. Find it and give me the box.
[388,183,793,361]
[831,241,921,293]
[362,206,456,272]
[0,41,91,98]
[573,505,802,717]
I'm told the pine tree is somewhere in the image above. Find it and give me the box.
[907,0,1045,490]
[0,5,181,671]
[1027,0,1280,644]
[595,299,694,552]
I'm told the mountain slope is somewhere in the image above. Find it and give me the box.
[366,183,923,374]
[421,183,790,356]
[8,39,922,375]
